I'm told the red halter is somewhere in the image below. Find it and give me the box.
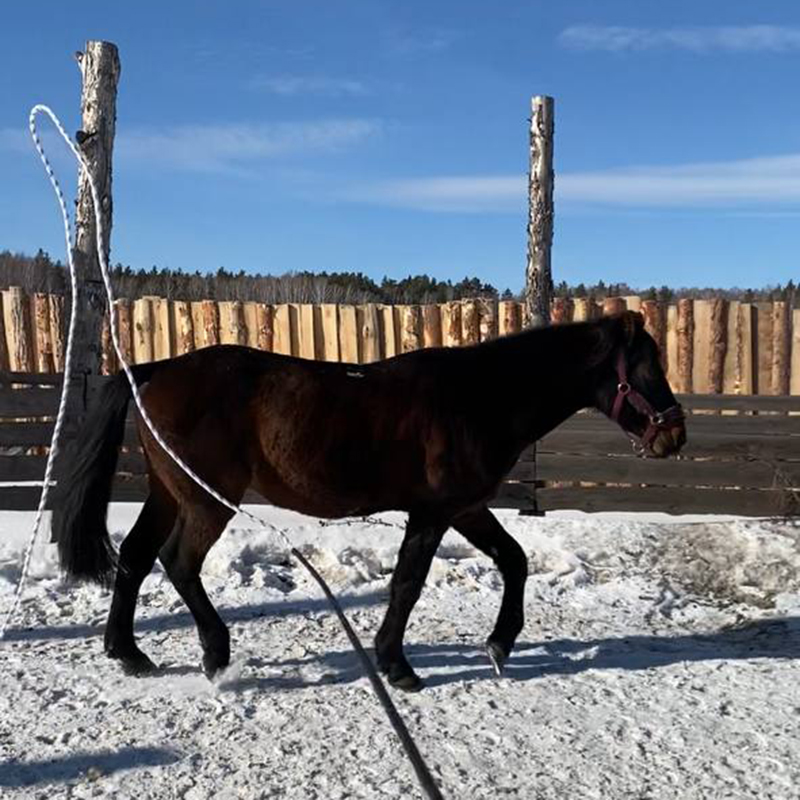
[610,351,684,455]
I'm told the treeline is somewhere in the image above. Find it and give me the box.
[1,249,797,306]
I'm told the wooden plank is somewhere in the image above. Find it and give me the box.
[641,300,666,366]
[676,393,800,412]
[792,309,800,396]
[378,305,397,359]
[0,421,59,447]
[537,425,800,460]
[48,294,66,372]
[535,485,794,516]
[421,304,442,349]
[339,305,359,363]
[132,297,154,363]
[739,303,757,395]
[722,300,741,395]
[665,303,678,390]
[0,291,9,371]
[99,311,116,375]
[242,302,259,349]
[572,298,593,322]
[172,300,195,355]
[319,304,340,362]
[32,293,54,373]
[603,297,626,317]
[478,298,497,342]
[2,287,33,372]
[461,300,480,345]
[218,300,246,347]
[692,299,711,394]
[0,387,60,417]
[772,301,791,396]
[201,299,220,348]
[150,296,172,360]
[443,302,462,347]
[756,302,774,395]
[513,452,800,490]
[358,304,381,362]
[399,305,422,354]
[498,300,522,336]
[190,301,206,350]
[0,371,62,387]
[298,304,316,359]
[547,410,800,436]
[113,299,133,366]
[707,298,727,393]
[676,298,693,394]
[255,304,273,351]
[624,295,642,313]
[272,304,292,355]
[551,297,572,324]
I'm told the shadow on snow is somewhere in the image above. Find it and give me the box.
[0,746,180,789]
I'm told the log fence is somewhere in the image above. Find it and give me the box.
[2,287,800,396]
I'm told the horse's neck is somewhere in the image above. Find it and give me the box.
[482,322,608,443]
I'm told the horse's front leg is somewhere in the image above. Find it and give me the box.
[375,515,446,691]
[452,506,528,675]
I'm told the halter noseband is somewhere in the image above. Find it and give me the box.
[610,351,684,455]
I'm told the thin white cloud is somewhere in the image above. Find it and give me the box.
[251,76,368,96]
[559,24,800,53]
[115,119,381,173]
[339,153,800,212]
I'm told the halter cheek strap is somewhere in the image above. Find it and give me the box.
[610,352,684,454]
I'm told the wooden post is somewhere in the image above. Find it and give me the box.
[676,299,694,394]
[358,304,380,362]
[707,298,727,394]
[400,305,422,353]
[498,300,522,336]
[33,293,54,373]
[422,304,443,348]
[524,96,554,328]
[551,297,573,324]
[443,302,462,347]
[478,298,498,341]
[173,300,195,354]
[71,41,121,380]
[461,300,480,345]
[791,309,800,395]
[603,297,626,317]
[772,301,790,395]
[0,293,9,371]
[2,287,33,372]
[112,298,133,365]
[320,304,340,361]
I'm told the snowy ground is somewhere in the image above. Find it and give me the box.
[1,505,800,799]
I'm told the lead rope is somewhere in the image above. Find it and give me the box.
[2,105,443,800]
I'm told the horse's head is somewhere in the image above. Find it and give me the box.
[594,311,686,458]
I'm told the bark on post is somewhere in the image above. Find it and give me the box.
[524,95,554,328]
[707,298,728,394]
[71,41,120,379]
[676,299,694,394]
[772,301,790,396]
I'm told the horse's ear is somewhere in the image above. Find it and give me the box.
[622,311,645,345]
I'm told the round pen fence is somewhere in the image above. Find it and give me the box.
[2,371,798,517]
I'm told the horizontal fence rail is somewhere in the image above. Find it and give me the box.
[1,372,798,516]
[2,287,800,395]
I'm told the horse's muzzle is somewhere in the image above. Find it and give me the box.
[648,423,686,458]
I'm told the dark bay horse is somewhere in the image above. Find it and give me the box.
[53,310,685,690]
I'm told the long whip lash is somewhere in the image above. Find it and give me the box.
[1,105,444,800]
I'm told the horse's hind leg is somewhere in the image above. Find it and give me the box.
[375,514,446,691]
[105,486,177,675]
[452,506,528,675]
[159,505,234,678]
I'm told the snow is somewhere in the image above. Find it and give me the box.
[1,505,799,799]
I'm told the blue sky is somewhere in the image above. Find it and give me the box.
[2,1,800,292]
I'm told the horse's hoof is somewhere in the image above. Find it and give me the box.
[388,671,425,692]
[203,653,230,681]
[486,641,507,677]
[114,651,158,676]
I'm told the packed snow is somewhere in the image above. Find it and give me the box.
[1,505,799,799]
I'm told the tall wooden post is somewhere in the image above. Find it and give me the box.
[524,95,554,328]
[71,41,120,380]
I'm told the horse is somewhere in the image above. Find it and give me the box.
[53,310,686,691]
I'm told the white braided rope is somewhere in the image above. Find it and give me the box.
[0,105,296,642]
[0,107,82,640]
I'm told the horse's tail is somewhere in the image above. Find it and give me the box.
[53,362,160,585]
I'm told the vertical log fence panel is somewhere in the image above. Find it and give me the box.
[1,287,798,395]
